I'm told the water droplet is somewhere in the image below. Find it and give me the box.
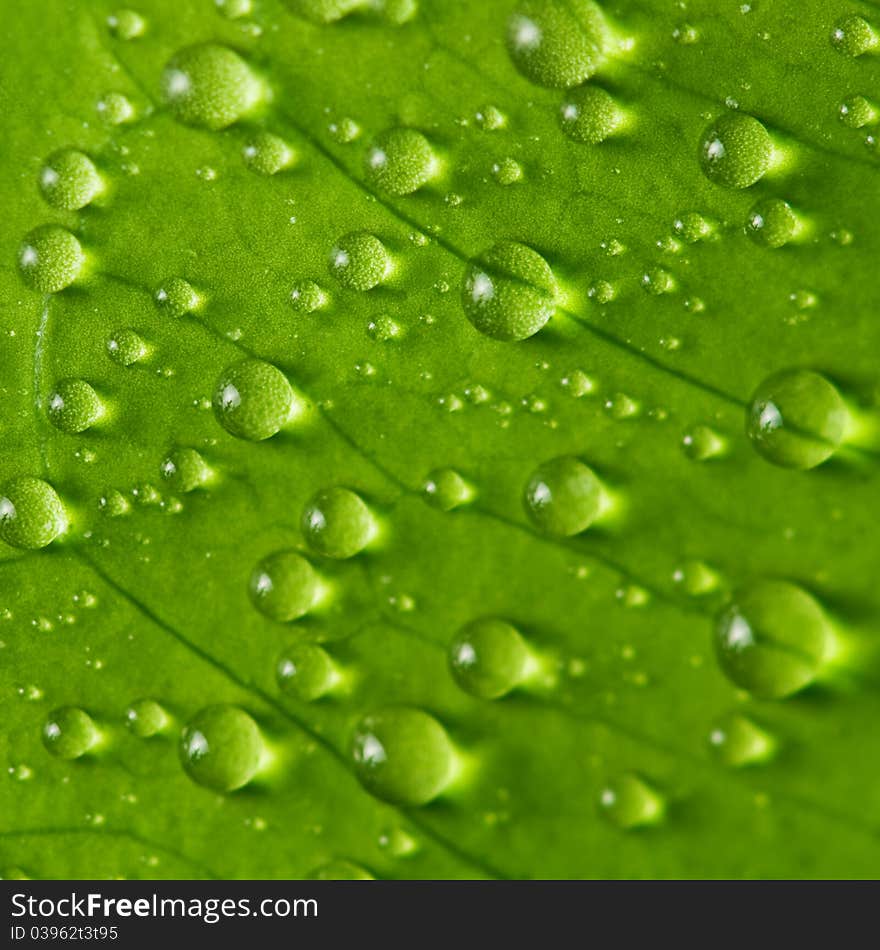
[160,447,210,492]
[154,277,199,317]
[672,560,719,596]
[277,643,337,701]
[367,313,401,341]
[242,131,294,175]
[462,241,557,341]
[365,128,438,195]
[524,456,604,536]
[746,198,799,248]
[162,44,262,130]
[328,116,361,143]
[18,225,84,292]
[39,149,102,210]
[587,279,615,303]
[99,489,130,517]
[599,773,665,829]
[560,369,595,397]
[378,826,418,857]
[830,14,878,57]
[492,157,523,185]
[215,0,252,18]
[604,392,640,419]
[107,328,148,366]
[249,550,319,621]
[351,707,456,806]
[290,280,328,313]
[107,9,147,39]
[301,486,375,559]
[310,860,374,880]
[449,618,530,699]
[0,477,67,550]
[213,358,295,441]
[46,379,103,434]
[126,699,168,737]
[672,211,713,243]
[709,713,775,767]
[559,84,624,143]
[641,267,674,295]
[839,94,877,128]
[96,92,136,125]
[507,0,611,89]
[330,232,391,291]
[714,579,833,698]
[682,424,726,461]
[422,468,473,510]
[475,104,506,130]
[42,707,98,759]
[698,113,773,188]
[180,705,263,792]
[747,369,848,469]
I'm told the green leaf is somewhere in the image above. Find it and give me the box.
[2,0,880,880]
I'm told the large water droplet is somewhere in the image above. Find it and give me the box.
[329,232,391,291]
[126,699,169,738]
[249,550,319,621]
[709,713,776,767]
[0,477,67,550]
[180,705,263,792]
[507,0,611,89]
[714,579,833,698]
[213,359,295,441]
[18,226,84,292]
[746,369,848,469]
[107,9,147,39]
[698,113,773,188]
[162,44,262,130]
[277,643,337,701]
[301,486,375,559]
[365,128,438,195]
[524,456,604,536]
[449,618,530,699]
[47,379,103,434]
[42,707,98,759]
[598,773,665,829]
[830,14,878,57]
[462,241,557,341]
[559,84,624,143]
[39,149,102,210]
[351,707,456,806]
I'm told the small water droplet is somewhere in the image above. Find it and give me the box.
[492,156,523,184]
[39,149,103,210]
[154,277,199,317]
[96,92,136,125]
[746,198,800,248]
[559,84,625,143]
[330,232,392,291]
[709,713,776,767]
[422,468,473,510]
[160,447,210,492]
[107,328,148,366]
[290,280,328,313]
[830,14,878,57]
[599,773,665,829]
[672,211,713,243]
[47,379,104,434]
[838,94,877,128]
[242,132,294,175]
[107,9,147,39]
[126,699,169,737]
[682,424,726,461]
